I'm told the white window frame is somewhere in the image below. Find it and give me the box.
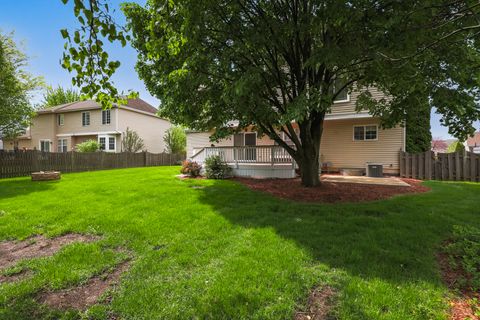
[332,78,350,104]
[98,134,116,152]
[39,139,51,152]
[102,109,111,125]
[57,114,64,126]
[57,139,68,152]
[82,112,90,126]
[353,125,378,141]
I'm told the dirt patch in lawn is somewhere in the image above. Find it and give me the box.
[0,233,99,270]
[236,177,429,203]
[37,261,130,310]
[0,269,31,284]
[437,251,480,320]
[294,286,337,320]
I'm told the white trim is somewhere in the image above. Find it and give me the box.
[101,109,111,125]
[56,131,121,137]
[57,114,64,126]
[333,94,350,104]
[352,124,379,141]
[98,134,116,152]
[39,139,52,152]
[81,111,90,126]
[325,112,372,120]
[57,138,68,152]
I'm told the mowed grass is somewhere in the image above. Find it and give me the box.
[0,167,479,319]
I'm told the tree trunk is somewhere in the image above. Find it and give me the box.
[298,149,320,187]
[296,116,324,187]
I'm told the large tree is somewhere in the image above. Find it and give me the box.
[0,31,42,139]
[65,1,480,186]
[41,86,81,108]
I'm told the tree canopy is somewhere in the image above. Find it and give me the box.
[41,86,81,108]
[66,0,480,186]
[0,31,42,139]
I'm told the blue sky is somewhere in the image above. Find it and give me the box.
[1,1,476,139]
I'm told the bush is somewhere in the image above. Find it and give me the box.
[180,160,202,177]
[445,225,480,291]
[205,155,231,179]
[76,139,99,152]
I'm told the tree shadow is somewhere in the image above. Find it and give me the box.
[0,178,57,200]
[194,179,480,285]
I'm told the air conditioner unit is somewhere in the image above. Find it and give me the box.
[366,163,383,177]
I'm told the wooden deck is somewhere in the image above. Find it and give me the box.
[191,146,296,178]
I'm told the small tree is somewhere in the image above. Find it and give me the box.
[122,127,145,152]
[163,127,186,154]
[447,141,465,153]
[77,139,99,152]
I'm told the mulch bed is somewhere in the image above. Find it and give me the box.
[0,233,99,270]
[294,286,337,320]
[37,261,130,310]
[235,177,429,203]
[437,250,480,320]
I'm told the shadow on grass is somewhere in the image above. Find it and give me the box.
[195,179,480,285]
[0,178,57,200]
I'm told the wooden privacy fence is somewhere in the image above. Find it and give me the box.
[400,151,480,181]
[0,151,185,179]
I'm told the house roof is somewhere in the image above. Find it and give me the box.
[466,132,480,147]
[37,98,158,115]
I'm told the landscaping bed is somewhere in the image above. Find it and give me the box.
[235,177,429,203]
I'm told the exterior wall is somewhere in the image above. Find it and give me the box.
[187,117,404,174]
[320,118,404,173]
[187,130,275,157]
[117,108,171,153]
[30,114,56,151]
[56,109,116,135]
[329,87,385,115]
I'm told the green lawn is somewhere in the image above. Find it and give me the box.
[0,167,479,319]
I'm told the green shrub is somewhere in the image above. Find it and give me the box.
[76,139,99,152]
[205,155,231,179]
[180,160,202,177]
[445,225,480,291]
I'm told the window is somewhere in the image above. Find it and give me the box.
[353,125,378,141]
[332,78,350,103]
[99,137,106,150]
[57,139,68,152]
[98,135,116,152]
[108,137,115,151]
[39,140,50,152]
[57,114,64,126]
[102,109,111,125]
[82,112,90,126]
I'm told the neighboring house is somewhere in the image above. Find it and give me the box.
[3,99,171,153]
[187,87,406,176]
[466,132,480,154]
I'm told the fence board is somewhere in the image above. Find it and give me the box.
[0,151,185,179]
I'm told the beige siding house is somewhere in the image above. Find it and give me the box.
[4,99,171,153]
[187,88,406,176]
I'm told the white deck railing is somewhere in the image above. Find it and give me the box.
[191,146,294,166]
